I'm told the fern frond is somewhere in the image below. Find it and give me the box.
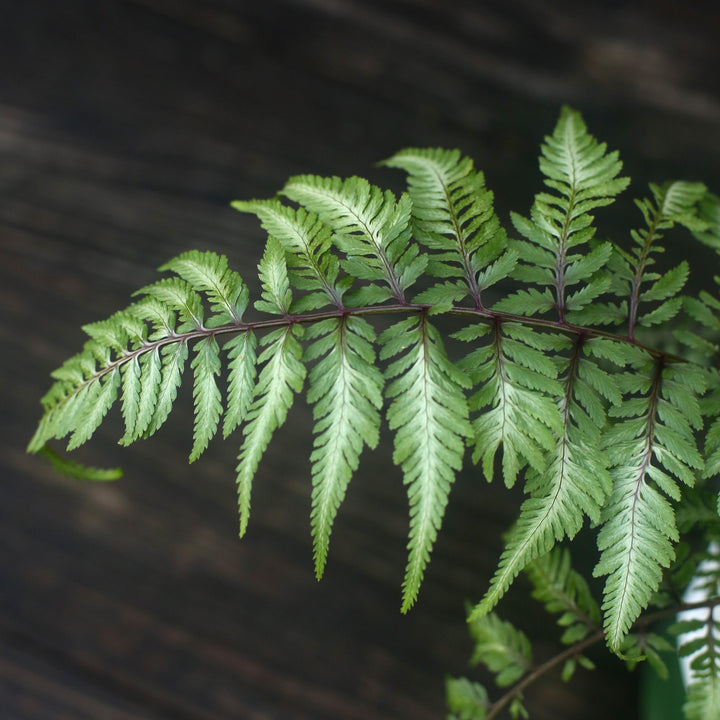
[446,676,489,720]
[618,180,707,339]
[128,297,176,340]
[457,322,562,488]
[223,332,258,439]
[119,347,162,445]
[68,368,122,451]
[38,445,122,481]
[189,337,223,462]
[673,546,720,720]
[382,147,513,309]
[670,544,720,720]
[119,355,142,443]
[595,357,706,649]
[467,611,533,688]
[282,174,425,303]
[233,199,346,309]
[135,349,163,440]
[236,326,306,536]
[159,250,248,325]
[305,317,384,577]
[29,107,720,655]
[526,547,601,644]
[380,314,472,611]
[705,404,720,485]
[256,236,293,315]
[82,311,146,352]
[685,678,720,720]
[136,276,205,330]
[498,106,629,323]
[144,341,189,438]
[474,335,615,617]
[694,192,720,250]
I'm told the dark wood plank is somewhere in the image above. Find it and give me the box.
[2,1,720,718]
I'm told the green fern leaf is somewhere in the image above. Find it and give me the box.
[282,174,425,302]
[83,313,144,354]
[693,192,720,250]
[380,315,472,611]
[685,678,720,720]
[473,336,613,617]
[233,199,345,308]
[144,341,189,438]
[223,332,258,439]
[159,250,248,325]
[525,547,601,644]
[256,236,293,315]
[457,322,562,487]
[639,296,683,327]
[493,286,556,317]
[189,336,223,462]
[640,262,689,303]
[236,326,306,536]
[502,106,629,322]
[621,181,706,338]
[119,356,142,443]
[129,297,177,340]
[671,545,720,720]
[467,611,533,687]
[119,347,162,445]
[67,368,121,451]
[382,147,512,307]
[446,676,489,720]
[595,358,705,649]
[305,317,384,577]
[38,445,123,481]
[413,281,468,314]
[136,277,204,330]
[28,107,720,673]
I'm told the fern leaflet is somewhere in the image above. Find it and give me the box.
[497,105,629,322]
[305,316,384,577]
[595,357,706,649]
[457,321,562,488]
[236,326,306,536]
[380,314,472,611]
[282,174,426,304]
[233,199,346,310]
[382,147,514,310]
[474,336,616,617]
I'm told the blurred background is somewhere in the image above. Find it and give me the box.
[2,1,720,718]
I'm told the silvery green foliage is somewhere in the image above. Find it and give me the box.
[30,108,720,716]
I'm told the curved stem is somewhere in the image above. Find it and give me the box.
[485,629,603,720]
[484,595,720,719]
[87,300,682,388]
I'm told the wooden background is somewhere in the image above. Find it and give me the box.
[2,1,720,718]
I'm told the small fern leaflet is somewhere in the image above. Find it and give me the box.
[282,174,426,304]
[382,147,514,310]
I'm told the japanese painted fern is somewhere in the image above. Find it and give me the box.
[30,108,720,718]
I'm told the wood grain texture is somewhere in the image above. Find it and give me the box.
[2,1,720,718]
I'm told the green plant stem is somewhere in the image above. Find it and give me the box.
[485,595,720,720]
